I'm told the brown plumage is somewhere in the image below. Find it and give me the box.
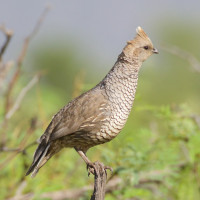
[26,27,158,177]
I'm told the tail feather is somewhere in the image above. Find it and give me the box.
[26,141,50,177]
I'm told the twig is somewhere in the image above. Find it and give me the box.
[180,141,190,162]
[5,75,39,120]
[190,114,200,129]
[6,193,34,200]
[0,118,38,170]
[4,5,50,114]
[7,177,120,200]
[6,165,179,200]
[41,176,121,200]
[6,161,188,200]
[16,5,51,68]
[0,141,38,170]
[0,25,13,62]
[161,43,200,73]
[0,141,37,153]
[0,61,14,89]
[15,181,27,198]
[0,147,20,152]
[0,74,39,145]
[42,185,93,200]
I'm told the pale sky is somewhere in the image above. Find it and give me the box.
[0,0,199,62]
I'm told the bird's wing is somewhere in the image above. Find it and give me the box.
[40,87,108,142]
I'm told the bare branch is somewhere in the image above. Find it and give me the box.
[0,6,50,161]
[0,141,37,154]
[6,177,121,200]
[17,5,51,68]
[0,118,38,169]
[5,5,51,114]
[0,147,20,152]
[0,74,39,146]
[15,181,27,198]
[6,165,181,200]
[90,162,108,200]
[161,43,200,73]
[190,114,200,129]
[6,193,34,200]
[0,61,14,89]
[0,25,13,62]
[5,75,39,120]
[0,141,38,170]
[42,185,93,200]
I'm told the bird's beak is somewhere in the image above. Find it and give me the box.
[152,48,159,54]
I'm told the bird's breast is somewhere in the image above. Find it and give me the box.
[98,75,138,141]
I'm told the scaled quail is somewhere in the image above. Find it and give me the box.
[26,27,158,177]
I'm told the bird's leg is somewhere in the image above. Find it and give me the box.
[75,148,97,176]
[75,148,113,176]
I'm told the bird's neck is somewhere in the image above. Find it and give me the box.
[108,53,142,80]
[104,55,141,87]
[99,57,141,134]
[102,57,141,106]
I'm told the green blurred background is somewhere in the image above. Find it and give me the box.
[0,1,200,199]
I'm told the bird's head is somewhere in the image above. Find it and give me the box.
[122,26,158,63]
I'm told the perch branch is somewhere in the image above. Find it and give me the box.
[7,164,183,200]
[90,161,108,200]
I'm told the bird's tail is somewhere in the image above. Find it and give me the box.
[26,140,50,178]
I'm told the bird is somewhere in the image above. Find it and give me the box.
[26,26,158,178]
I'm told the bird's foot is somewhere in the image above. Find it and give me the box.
[104,165,113,175]
[87,162,96,176]
[87,161,113,177]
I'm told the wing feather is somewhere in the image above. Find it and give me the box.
[40,87,108,142]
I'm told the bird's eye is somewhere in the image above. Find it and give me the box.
[143,46,149,50]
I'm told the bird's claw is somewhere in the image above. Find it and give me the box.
[86,162,113,177]
[87,162,96,176]
[104,165,113,175]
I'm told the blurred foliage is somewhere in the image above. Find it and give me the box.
[0,23,200,200]
[103,104,200,200]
